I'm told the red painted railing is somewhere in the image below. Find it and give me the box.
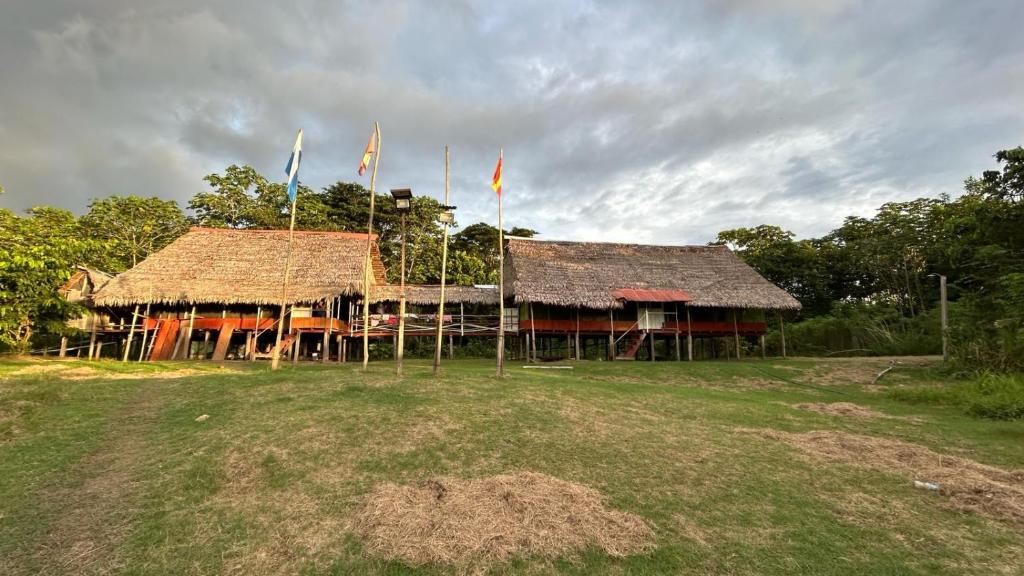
[519,319,767,336]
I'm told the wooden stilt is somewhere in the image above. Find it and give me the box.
[448,333,454,360]
[137,302,152,362]
[323,300,331,363]
[760,334,766,359]
[342,337,348,363]
[59,336,68,358]
[292,331,302,364]
[733,309,741,360]
[529,302,537,362]
[88,323,97,360]
[336,334,343,363]
[122,304,140,362]
[180,306,197,360]
[686,306,693,361]
[252,306,262,361]
[608,306,615,361]
[94,339,104,360]
[778,312,787,358]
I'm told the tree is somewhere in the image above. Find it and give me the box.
[0,208,94,352]
[80,196,189,270]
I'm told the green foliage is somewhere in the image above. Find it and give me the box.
[888,372,1024,420]
[0,208,93,351]
[765,303,941,357]
[80,195,189,270]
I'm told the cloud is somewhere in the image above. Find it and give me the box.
[0,0,1022,245]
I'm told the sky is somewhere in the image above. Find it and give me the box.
[1,0,1022,244]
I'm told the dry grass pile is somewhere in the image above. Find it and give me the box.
[352,472,655,567]
[792,402,895,419]
[744,428,1024,524]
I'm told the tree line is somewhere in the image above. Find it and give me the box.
[1,147,1021,371]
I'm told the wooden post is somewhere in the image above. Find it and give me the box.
[396,212,407,375]
[760,334,766,359]
[122,305,140,362]
[460,302,465,337]
[529,302,537,362]
[674,303,681,361]
[336,334,343,363]
[59,336,68,358]
[292,331,302,364]
[778,312,786,358]
[88,323,97,360]
[252,306,261,361]
[137,301,152,362]
[94,339,104,360]
[183,306,197,359]
[608,306,615,360]
[525,332,531,363]
[574,309,581,361]
[939,274,949,362]
[733,309,741,360]
[434,145,451,376]
[496,148,505,378]
[448,333,454,360]
[323,298,332,363]
[650,332,656,362]
[686,306,693,361]
[342,337,348,363]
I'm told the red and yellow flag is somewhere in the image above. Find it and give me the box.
[491,151,503,196]
[358,129,376,176]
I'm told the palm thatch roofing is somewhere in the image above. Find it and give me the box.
[505,238,801,311]
[60,265,113,305]
[93,228,386,307]
[371,284,499,305]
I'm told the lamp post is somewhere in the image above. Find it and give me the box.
[391,188,413,375]
[930,273,949,362]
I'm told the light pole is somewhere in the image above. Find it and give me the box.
[391,188,413,375]
[930,273,949,362]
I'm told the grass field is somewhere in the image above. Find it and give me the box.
[1,356,1022,575]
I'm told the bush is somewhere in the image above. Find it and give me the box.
[887,372,1024,420]
[764,302,941,357]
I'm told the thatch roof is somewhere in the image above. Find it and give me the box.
[60,265,113,305]
[371,284,499,305]
[505,238,801,311]
[93,228,386,307]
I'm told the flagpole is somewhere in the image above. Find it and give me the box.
[271,196,298,371]
[496,148,505,377]
[434,146,451,375]
[362,122,381,371]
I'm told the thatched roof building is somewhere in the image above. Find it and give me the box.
[371,284,499,306]
[505,238,801,311]
[93,228,386,307]
[60,265,113,305]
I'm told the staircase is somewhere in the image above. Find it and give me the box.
[615,332,647,361]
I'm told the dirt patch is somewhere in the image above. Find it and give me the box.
[791,402,920,421]
[60,367,227,380]
[352,472,655,567]
[741,428,1024,525]
[8,363,69,376]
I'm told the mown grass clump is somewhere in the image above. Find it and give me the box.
[888,372,1024,420]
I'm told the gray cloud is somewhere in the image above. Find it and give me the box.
[1,0,1022,245]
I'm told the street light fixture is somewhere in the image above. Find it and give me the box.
[390,188,413,375]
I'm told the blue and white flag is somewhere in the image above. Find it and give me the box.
[284,129,303,203]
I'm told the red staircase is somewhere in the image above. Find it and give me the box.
[616,332,647,361]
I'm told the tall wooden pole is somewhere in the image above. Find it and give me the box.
[939,274,949,362]
[271,195,298,370]
[183,305,197,360]
[434,146,451,375]
[122,305,140,362]
[362,122,381,371]
[396,212,407,375]
[608,307,615,360]
[530,302,537,362]
[496,149,505,377]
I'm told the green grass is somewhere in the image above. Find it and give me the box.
[1,356,1022,575]
[887,372,1024,420]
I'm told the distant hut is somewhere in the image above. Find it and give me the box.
[504,238,801,360]
[92,227,385,361]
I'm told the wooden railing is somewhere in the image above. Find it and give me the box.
[520,319,768,335]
